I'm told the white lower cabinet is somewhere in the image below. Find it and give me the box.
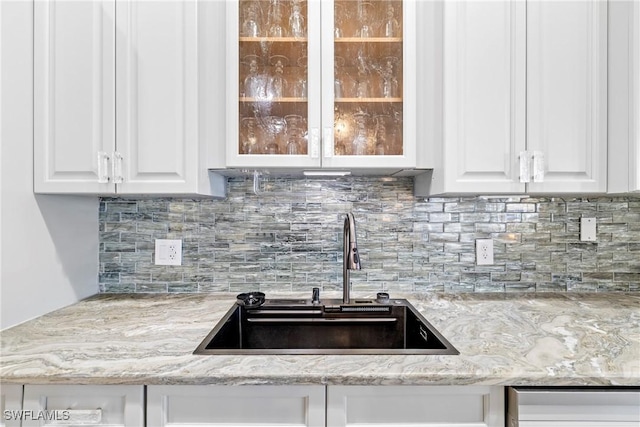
[327,385,505,427]
[1,385,23,427]
[146,385,326,427]
[21,385,144,427]
[14,384,639,427]
[507,387,640,427]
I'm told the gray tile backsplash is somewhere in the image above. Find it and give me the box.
[99,177,640,293]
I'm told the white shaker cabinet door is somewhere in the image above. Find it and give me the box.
[22,385,144,427]
[526,0,607,194]
[428,0,526,195]
[614,0,640,193]
[634,0,640,192]
[1,384,23,427]
[115,0,203,195]
[34,0,116,194]
[627,0,640,193]
[147,385,326,427]
[327,385,505,427]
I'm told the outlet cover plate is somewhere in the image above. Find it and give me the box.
[580,217,597,242]
[476,238,494,266]
[155,239,182,266]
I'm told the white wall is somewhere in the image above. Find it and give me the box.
[1,0,99,329]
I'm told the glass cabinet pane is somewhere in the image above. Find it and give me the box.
[238,0,309,156]
[333,0,404,157]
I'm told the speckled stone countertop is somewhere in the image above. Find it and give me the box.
[1,293,638,386]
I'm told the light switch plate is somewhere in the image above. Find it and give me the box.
[155,239,182,265]
[580,217,597,242]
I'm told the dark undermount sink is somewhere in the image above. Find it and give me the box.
[194,298,459,355]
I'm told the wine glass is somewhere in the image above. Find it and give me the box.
[351,111,370,155]
[241,1,263,37]
[334,56,345,99]
[242,55,265,99]
[289,0,306,38]
[293,56,308,99]
[262,115,285,154]
[267,0,287,37]
[284,114,305,154]
[240,117,260,154]
[382,3,400,37]
[373,114,390,155]
[334,109,350,155]
[354,51,371,98]
[355,1,374,38]
[267,55,289,99]
[380,56,399,98]
[334,3,345,38]
[386,106,403,154]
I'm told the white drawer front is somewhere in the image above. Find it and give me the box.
[327,385,504,427]
[147,385,326,427]
[518,423,640,427]
[509,388,640,424]
[22,385,144,427]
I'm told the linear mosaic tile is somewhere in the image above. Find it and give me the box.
[99,177,640,294]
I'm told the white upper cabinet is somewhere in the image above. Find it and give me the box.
[418,0,608,196]
[225,0,416,173]
[34,0,225,197]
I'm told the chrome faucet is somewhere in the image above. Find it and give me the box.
[343,213,361,303]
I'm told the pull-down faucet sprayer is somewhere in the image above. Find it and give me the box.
[343,213,361,304]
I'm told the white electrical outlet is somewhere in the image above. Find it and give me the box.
[476,239,494,265]
[155,239,182,266]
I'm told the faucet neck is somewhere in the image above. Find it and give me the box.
[343,213,361,304]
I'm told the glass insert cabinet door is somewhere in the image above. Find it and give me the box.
[226,0,415,170]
